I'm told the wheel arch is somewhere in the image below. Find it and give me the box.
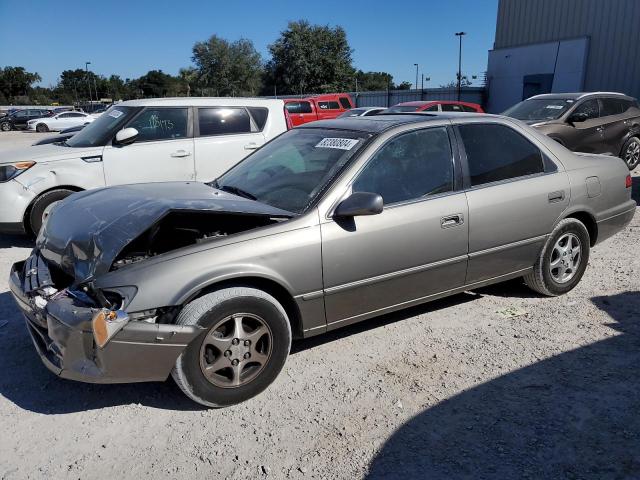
[23,185,84,234]
[182,275,304,340]
[562,210,598,247]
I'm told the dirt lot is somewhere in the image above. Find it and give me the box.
[0,130,639,479]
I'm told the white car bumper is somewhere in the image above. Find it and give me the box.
[0,179,36,233]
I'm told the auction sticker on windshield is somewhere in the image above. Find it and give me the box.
[108,109,124,119]
[315,138,360,150]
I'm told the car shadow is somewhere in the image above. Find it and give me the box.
[365,291,640,479]
[632,176,640,204]
[0,234,33,249]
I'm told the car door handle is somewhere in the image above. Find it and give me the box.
[441,213,464,228]
[548,190,565,203]
[244,143,259,150]
[170,150,192,158]
[596,126,605,133]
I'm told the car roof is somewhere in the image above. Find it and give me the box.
[528,92,633,101]
[299,112,484,133]
[117,97,285,108]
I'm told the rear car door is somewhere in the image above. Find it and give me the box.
[194,106,266,182]
[316,101,341,120]
[103,106,195,185]
[321,126,469,327]
[457,121,568,284]
[598,98,637,155]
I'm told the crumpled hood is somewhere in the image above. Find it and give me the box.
[36,182,292,285]
[0,143,103,165]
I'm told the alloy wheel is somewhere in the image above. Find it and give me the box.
[625,140,640,169]
[199,313,272,388]
[549,233,582,284]
[0,123,10,132]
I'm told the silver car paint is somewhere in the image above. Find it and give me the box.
[95,115,635,339]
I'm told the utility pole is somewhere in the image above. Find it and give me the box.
[85,61,92,105]
[455,32,466,101]
[421,73,424,100]
[414,63,418,93]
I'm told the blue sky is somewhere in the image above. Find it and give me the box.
[0,0,498,89]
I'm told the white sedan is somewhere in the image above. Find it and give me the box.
[27,112,95,132]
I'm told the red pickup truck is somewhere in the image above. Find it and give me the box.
[284,94,354,126]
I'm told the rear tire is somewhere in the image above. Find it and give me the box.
[28,189,74,236]
[36,123,49,133]
[172,287,292,408]
[621,136,640,170]
[524,218,590,296]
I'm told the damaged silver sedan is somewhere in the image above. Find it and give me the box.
[9,113,636,407]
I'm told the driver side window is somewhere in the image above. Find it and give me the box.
[572,99,599,120]
[353,127,454,205]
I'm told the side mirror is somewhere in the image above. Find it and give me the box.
[114,127,139,146]
[568,112,588,124]
[334,191,383,218]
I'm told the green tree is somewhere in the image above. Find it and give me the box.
[131,70,182,98]
[0,66,42,102]
[440,75,473,89]
[396,81,412,90]
[265,20,355,95]
[355,70,394,91]
[192,35,263,96]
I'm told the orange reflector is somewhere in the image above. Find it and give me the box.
[14,161,35,169]
[92,309,129,348]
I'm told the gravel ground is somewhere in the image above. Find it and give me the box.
[0,130,639,479]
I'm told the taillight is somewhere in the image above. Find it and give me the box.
[284,109,293,130]
[626,175,632,189]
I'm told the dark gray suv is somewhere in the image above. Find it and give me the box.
[504,92,640,170]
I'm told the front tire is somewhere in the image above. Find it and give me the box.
[0,122,11,132]
[524,218,590,296]
[28,189,74,235]
[36,123,49,133]
[172,287,292,408]
[621,136,640,170]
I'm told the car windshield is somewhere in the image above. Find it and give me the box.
[214,128,370,214]
[503,98,574,121]
[65,106,140,147]
[386,105,421,113]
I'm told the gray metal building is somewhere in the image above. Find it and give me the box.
[486,0,640,113]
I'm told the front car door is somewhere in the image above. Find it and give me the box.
[455,119,569,284]
[103,106,195,185]
[12,110,29,129]
[193,106,266,182]
[320,125,469,328]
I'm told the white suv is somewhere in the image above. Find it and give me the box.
[0,98,289,235]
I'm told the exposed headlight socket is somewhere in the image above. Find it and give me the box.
[92,309,129,348]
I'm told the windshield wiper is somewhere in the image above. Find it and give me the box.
[218,184,257,200]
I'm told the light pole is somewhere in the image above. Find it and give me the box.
[85,61,92,104]
[414,63,418,92]
[455,32,466,101]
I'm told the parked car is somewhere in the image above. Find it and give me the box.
[9,113,635,407]
[0,98,289,234]
[338,107,386,118]
[0,109,54,131]
[32,125,85,146]
[284,93,354,126]
[27,111,95,132]
[503,92,640,170]
[387,100,484,113]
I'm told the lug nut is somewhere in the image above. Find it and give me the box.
[244,352,251,359]
[232,338,239,345]
[231,359,239,366]
[244,340,251,346]
[224,350,232,357]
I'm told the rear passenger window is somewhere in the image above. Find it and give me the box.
[248,107,269,131]
[462,105,478,112]
[441,104,463,112]
[128,108,189,141]
[353,127,454,204]
[318,101,340,110]
[458,123,544,186]
[599,99,624,117]
[198,107,251,136]
[339,97,352,109]
[424,104,439,112]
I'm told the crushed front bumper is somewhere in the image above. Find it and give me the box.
[9,255,203,384]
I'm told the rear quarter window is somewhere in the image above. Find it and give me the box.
[318,101,340,110]
[248,107,269,131]
[339,97,352,109]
